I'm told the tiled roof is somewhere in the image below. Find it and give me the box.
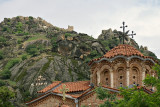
[61,105,70,107]
[89,44,157,65]
[38,81,61,93]
[53,81,90,93]
[104,44,144,58]
[26,81,153,105]
[137,86,153,94]
[102,85,120,91]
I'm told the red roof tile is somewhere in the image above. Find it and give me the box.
[38,81,61,93]
[53,81,90,93]
[89,44,151,65]
[61,105,70,107]
[104,44,144,58]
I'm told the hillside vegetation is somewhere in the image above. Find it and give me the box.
[0,16,158,106]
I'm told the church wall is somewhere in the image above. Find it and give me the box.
[28,94,75,107]
[129,59,144,86]
[90,57,156,89]
[79,92,105,107]
[79,91,122,107]
[112,62,127,88]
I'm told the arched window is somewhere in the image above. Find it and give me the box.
[116,67,126,87]
[100,70,110,86]
[131,67,140,85]
[145,69,150,77]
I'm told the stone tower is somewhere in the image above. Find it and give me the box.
[67,25,74,31]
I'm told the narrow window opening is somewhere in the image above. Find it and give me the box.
[133,76,135,79]
[120,76,123,79]
[120,83,123,87]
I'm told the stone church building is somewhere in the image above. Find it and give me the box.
[26,44,157,107]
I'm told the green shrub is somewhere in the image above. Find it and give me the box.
[51,37,58,52]
[26,47,38,56]
[84,57,92,63]
[37,44,44,52]
[2,26,9,32]
[0,80,5,86]
[25,44,44,56]
[65,33,72,37]
[0,86,15,107]
[4,58,20,70]
[17,40,22,44]
[90,50,98,57]
[29,16,33,20]
[21,54,28,60]
[23,90,31,102]
[1,58,20,79]
[15,22,23,34]
[0,37,7,45]
[101,37,120,49]
[0,51,4,60]
[1,70,11,79]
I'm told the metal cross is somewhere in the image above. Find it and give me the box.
[60,84,69,101]
[129,31,136,38]
[120,21,128,44]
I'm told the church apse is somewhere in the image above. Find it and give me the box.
[89,44,157,89]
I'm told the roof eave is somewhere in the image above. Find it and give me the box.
[89,55,156,66]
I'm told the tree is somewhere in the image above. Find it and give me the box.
[117,87,158,107]
[118,64,160,106]
[95,87,117,107]
[0,86,15,107]
[143,64,160,106]
[96,64,160,107]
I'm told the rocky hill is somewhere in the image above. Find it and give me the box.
[0,16,158,106]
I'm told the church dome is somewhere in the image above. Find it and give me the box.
[103,44,144,58]
[89,44,157,65]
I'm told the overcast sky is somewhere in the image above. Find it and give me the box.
[0,0,159,58]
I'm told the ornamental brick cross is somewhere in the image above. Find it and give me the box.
[60,84,69,101]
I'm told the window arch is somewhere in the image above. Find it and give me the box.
[131,67,140,85]
[116,67,126,87]
[145,69,150,77]
[100,69,110,87]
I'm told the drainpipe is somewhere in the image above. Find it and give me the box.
[75,99,79,107]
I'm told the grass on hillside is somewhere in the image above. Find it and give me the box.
[26,35,47,42]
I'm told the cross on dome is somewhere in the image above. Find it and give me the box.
[120,22,136,44]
